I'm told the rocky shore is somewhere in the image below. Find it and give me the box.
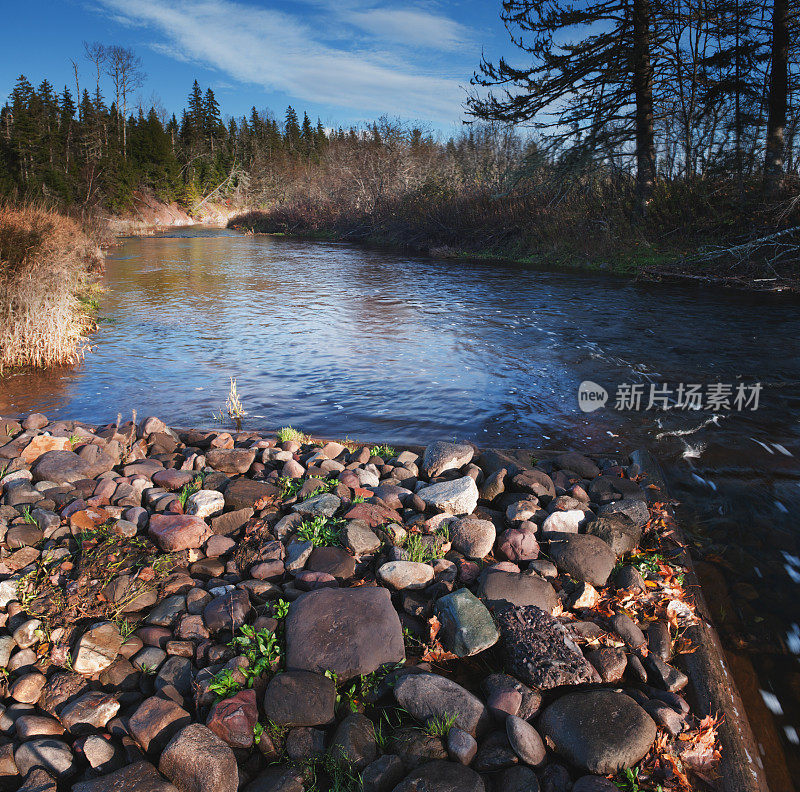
[0,415,722,792]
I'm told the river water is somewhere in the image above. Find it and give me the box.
[2,228,799,784]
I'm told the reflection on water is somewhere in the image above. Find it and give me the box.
[2,227,799,780]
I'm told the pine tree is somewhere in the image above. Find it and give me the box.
[203,87,221,153]
[284,106,300,151]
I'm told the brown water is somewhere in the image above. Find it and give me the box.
[2,228,799,783]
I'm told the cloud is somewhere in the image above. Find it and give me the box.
[95,0,470,122]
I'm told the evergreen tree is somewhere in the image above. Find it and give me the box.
[284,106,300,151]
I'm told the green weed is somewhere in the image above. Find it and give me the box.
[230,624,282,682]
[178,476,203,509]
[424,713,457,737]
[296,515,344,547]
[277,426,307,444]
[21,506,37,526]
[278,476,303,499]
[208,668,243,699]
[370,444,396,459]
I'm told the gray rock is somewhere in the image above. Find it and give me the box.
[393,672,490,737]
[422,442,474,478]
[292,493,341,518]
[496,606,595,689]
[546,533,616,586]
[496,766,541,792]
[203,589,251,632]
[539,690,657,774]
[417,477,479,515]
[329,713,377,770]
[390,760,484,792]
[72,761,179,792]
[58,691,120,734]
[449,518,496,559]
[263,671,336,726]
[72,622,123,675]
[598,498,650,527]
[541,509,586,534]
[14,739,75,778]
[554,452,600,479]
[362,755,405,792]
[435,588,499,657]
[506,715,546,767]
[285,587,404,680]
[30,451,95,484]
[377,561,434,590]
[585,515,642,556]
[342,520,381,556]
[478,570,557,613]
[185,489,225,519]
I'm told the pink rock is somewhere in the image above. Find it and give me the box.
[490,560,522,573]
[152,469,195,491]
[148,514,212,552]
[497,528,540,562]
[204,535,235,558]
[282,459,305,479]
[457,559,481,584]
[487,688,522,720]
[250,560,285,581]
[294,570,339,591]
[207,688,258,749]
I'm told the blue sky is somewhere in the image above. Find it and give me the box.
[1,0,514,132]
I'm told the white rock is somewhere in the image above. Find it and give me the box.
[185,489,225,519]
[542,510,586,534]
[417,476,479,515]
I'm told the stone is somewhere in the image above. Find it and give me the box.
[497,528,540,562]
[207,688,258,748]
[206,448,256,475]
[478,570,557,613]
[496,606,595,689]
[643,653,689,692]
[72,622,123,674]
[284,539,313,572]
[511,470,555,500]
[211,507,254,536]
[58,691,120,734]
[435,588,499,657]
[394,672,489,737]
[539,690,657,774]
[152,469,195,491]
[390,760,485,792]
[342,520,381,556]
[264,671,335,726]
[129,697,191,755]
[14,739,74,778]
[648,621,673,661]
[15,715,65,739]
[598,498,650,527]
[554,452,600,478]
[506,715,546,767]
[362,755,405,792]
[17,768,57,792]
[149,514,212,552]
[72,761,180,792]
[306,546,355,581]
[146,595,187,627]
[449,518,496,559]
[585,647,627,683]
[10,673,47,704]
[154,656,194,696]
[329,713,377,770]
[547,533,616,586]
[159,724,238,792]
[378,561,434,590]
[496,766,542,792]
[447,727,477,765]
[416,477,479,515]
[421,441,474,478]
[390,728,447,768]
[38,672,87,716]
[541,509,586,534]
[473,730,518,772]
[585,516,642,556]
[292,493,341,518]
[223,478,276,511]
[203,589,251,632]
[31,450,95,484]
[572,777,619,792]
[19,435,70,464]
[342,503,401,529]
[287,584,405,681]
[185,489,225,519]
[611,612,647,651]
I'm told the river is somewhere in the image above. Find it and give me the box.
[2,227,798,784]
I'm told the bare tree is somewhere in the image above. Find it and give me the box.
[764,0,789,193]
[105,45,145,158]
[83,41,106,108]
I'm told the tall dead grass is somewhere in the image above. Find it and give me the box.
[0,204,103,371]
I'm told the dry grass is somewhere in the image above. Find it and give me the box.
[0,204,104,371]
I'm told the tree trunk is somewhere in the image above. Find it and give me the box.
[632,0,657,213]
[764,0,788,194]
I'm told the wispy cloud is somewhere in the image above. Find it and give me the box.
[94,0,470,122]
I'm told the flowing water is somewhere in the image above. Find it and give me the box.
[2,227,799,785]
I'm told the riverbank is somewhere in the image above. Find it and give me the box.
[228,176,800,293]
[0,412,762,791]
[0,206,104,373]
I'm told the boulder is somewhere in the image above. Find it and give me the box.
[416,477,479,515]
[421,442,474,478]
[547,533,616,586]
[449,518,496,559]
[435,588,499,657]
[390,761,484,792]
[31,450,95,484]
[263,671,335,727]
[159,724,238,792]
[148,514,212,552]
[478,570,557,613]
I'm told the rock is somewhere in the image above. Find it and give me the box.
[394,672,489,737]
[540,690,657,773]
[343,503,401,529]
[614,565,646,592]
[38,672,87,716]
[263,671,335,726]
[554,452,600,478]
[292,493,340,518]
[434,588,499,657]
[378,561,434,590]
[185,489,225,519]
[585,515,642,556]
[496,766,541,792]
[243,765,304,792]
[223,478,276,511]
[73,622,123,675]
[598,498,650,527]
[643,653,689,692]
[207,689,258,748]
[479,469,506,502]
[389,728,448,768]
[362,755,405,792]
[58,691,120,734]
[506,715,546,767]
[203,589,251,632]
[511,470,555,500]
[284,539,312,572]
[17,768,57,792]
[546,533,616,586]
[648,621,673,661]
[129,697,191,755]
[421,442,474,478]
[496,606,595,689]
[496,528,540,562]
[447,726,477,765]
[149,514,212,552]
[342,520,381,556]
[15,715,65,739]
[572,777,619,792]
[478,570,557,613]
[473,730,518,772]
[152,469,195,491]
[306,546,355,581]
[146,595,187,627]
[449,518,496,559]
[285,727,325,761]
[31,450,95,484]
[417,477,479,515]
[611,612,647,651]
[14,739,75,778]
[206,448,256,474]
[541,509,586,534]
[585,647,627,682]
[11,672,47,704]
[391,760,485,792]
[329,713,377,770]
[159,724,238,792]
[72,761,180,792]
[286,587,404,680]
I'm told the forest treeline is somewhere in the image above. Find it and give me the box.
[1,0,799,278]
